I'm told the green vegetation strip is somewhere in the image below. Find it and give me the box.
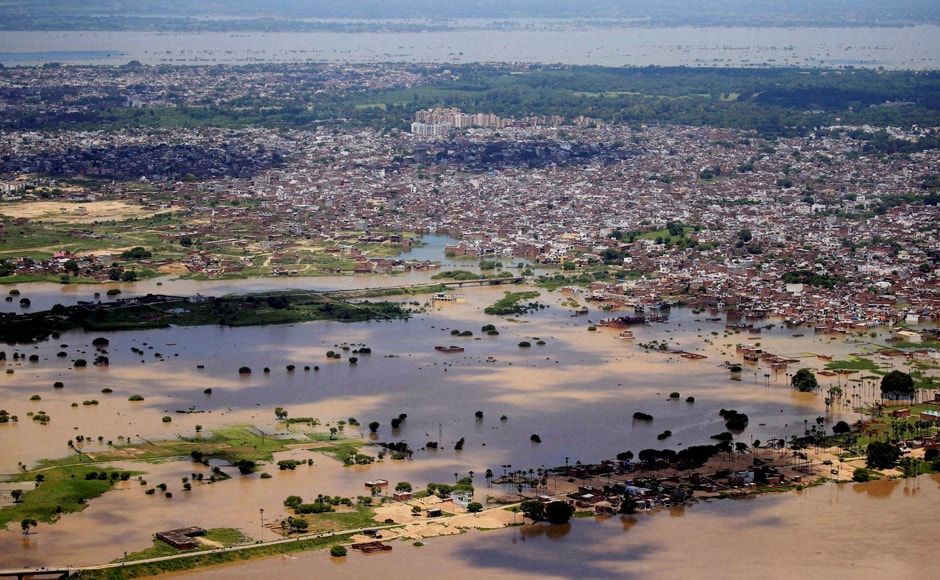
[79,533,356,579]
[431,270,483,281]
[484,291,541,315]
[0,291,409,343]
[121,528,247,562]
[0,464,140,528]
[825,356,879,372]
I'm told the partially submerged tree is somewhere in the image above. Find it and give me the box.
[880,370,915,403]
[791,368,818,392]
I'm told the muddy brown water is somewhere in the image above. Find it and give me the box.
[167,475,940,580]
[0,282,934,571]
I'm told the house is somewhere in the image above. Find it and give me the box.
[450,490,473,509]
[155,527,206,550]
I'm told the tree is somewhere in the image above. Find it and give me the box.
[330,545,347,557]
[368,421,380,433]
[120,246,152,260]
[520,499,545,521]
[866,440,902,470]
[791,368,818,392]
[235,459,256,475]
[20,518,37,535]
[274,407,288,420]
[545,501,574,524]
[395,481,412,493]
[467,502,483,513]
[10,489,22,503]
[880,371,915,403]
[833,420,851,435]
[619,494,639,514]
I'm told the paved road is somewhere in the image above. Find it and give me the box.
[0,523,403,576]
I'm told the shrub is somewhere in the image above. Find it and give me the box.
[530,434,542,443]
[128,394,144,401]
[467,502,483,513]
[518,341,532,348]
[633,412,653,421]
[238,366,251,374]
[853,468,871,482]
[235,459,256,475]
[330,545,347,558]
[161,416,171,423]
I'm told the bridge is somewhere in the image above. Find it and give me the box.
[316,276,524,298]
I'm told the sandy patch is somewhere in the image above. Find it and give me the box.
[365,495,518,544]
[0,200,178,223]
[158,262,189,275]
[196,537,224,548]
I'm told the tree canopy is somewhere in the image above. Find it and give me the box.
[545,500,574,525]
[832,420,852,435]
[866,440,902,470]
[880,370,915,402]
[790,368,818,392]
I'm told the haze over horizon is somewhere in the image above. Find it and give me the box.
[1,0,938,31]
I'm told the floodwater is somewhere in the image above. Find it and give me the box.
[1,26,940,69]
[0,237,936,570]
[174,475,940,580]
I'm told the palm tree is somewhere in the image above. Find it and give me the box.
[484,468,493,487]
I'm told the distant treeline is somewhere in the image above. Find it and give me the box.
[5,64,940,138]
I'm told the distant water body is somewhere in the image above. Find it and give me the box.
[1,25,939,68]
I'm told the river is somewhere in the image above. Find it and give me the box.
[2,26,940,69]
